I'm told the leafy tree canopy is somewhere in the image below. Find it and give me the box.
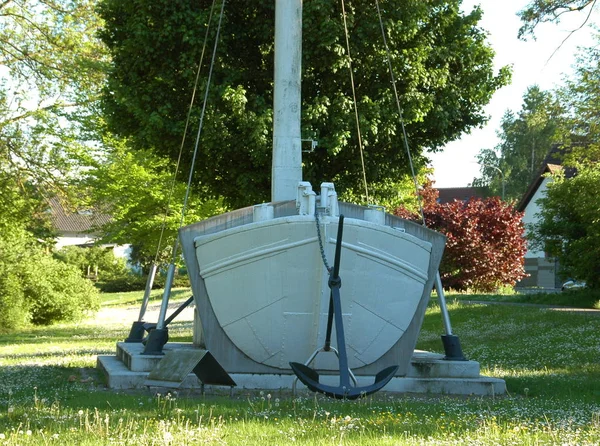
[82,136,226,269]
[98,0,510,209]
[474,86,565,202]
[518,0,598,39]
[558,38,600,165]
[0,0,109,196]
[530,164,600,289]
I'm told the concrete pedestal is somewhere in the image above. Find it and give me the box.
[97,342,506,396]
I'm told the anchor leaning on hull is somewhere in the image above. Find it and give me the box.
[290,215,399,399]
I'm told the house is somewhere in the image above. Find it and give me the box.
[436,187,487,204]
[47,196,132,261]
[515,147,576,290]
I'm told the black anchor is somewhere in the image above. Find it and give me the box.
[290,215,399,399]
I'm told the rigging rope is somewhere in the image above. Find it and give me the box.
[340,0,370,205]
[175,0,226,252]
[375,0,426,225]
[152,0,220,264]
[159,0,226,266]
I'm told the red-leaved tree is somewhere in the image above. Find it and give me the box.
[395,185,527,292]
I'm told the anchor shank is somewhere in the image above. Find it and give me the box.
[324,295,334,351]
[331,283,351,388]
[329,216,351,388]
[332,217,343,279]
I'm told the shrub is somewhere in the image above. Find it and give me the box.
[54,245,130,281]
[96,270,190,292]
[0,230,99,329]
[54,245,153,293]
[22,253,100,325]
[531,164,600,289]
[0,231,33,330]
[0,265,30,331]
[396,188,528,292]
[96,273,147,293]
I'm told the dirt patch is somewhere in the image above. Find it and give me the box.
[85,300,195,326]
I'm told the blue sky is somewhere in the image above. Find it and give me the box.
[429,0,599,188]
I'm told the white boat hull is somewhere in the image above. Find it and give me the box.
[180,201,445,376]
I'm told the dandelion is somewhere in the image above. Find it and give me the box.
[26,430,32,436]
[0,433,4,439]
[78,410,84,416]
[7,407,14,413]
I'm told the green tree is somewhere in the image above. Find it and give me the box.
[0,1,109,330]
[0,0,109,197]
[82,137,226,269]
[518,0,598,39]
[474,86,564,201]
[530,164,600,289]
[557,39,600,164]
[98,0,510,209]
[0,225,100,331]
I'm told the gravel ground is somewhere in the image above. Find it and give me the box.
[86,300,196,326]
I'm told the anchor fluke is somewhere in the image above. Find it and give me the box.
[290,363,398,400]
[290,214,399,399]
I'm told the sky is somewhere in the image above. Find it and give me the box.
[428,0,599,188]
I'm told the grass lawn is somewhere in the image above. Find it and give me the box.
[446,288,600,309]
[0,290,598,445]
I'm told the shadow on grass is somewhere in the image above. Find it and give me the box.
[0,320,193,347]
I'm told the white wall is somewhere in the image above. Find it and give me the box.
[522,176,552,258]
[55,234,133,264]
[55,235,96,250]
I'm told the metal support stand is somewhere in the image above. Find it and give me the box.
[142,263,176,355]
[140,296,195,357]
[125,321,147,343]
[125,264,158,342]
[142,328,169,355]
[163,296,194,327]
[435,273,466,361]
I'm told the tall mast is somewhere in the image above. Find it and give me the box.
[271,0,303,202]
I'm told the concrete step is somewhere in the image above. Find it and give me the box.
[116,343,481,378]
[116,342,198,372]
[409,351,481,378]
